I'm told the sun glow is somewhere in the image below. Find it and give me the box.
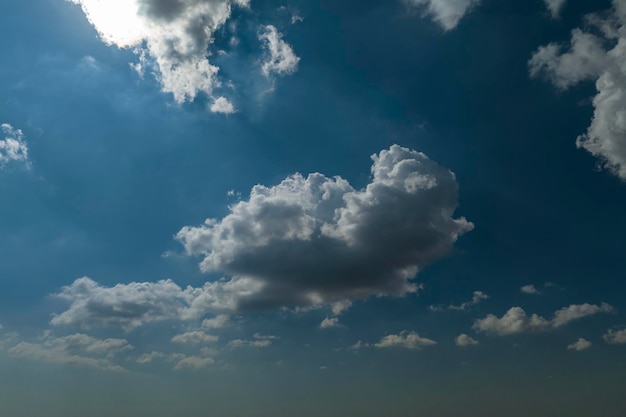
[69,0,146,47]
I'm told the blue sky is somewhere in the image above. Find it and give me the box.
[1,0,626,415]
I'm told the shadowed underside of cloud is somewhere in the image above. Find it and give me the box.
[473,303,614,335]
[404,0,481,31]
[177,144,473,311]
[530,0,626,179]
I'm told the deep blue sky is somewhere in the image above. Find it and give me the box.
[1,0,625,416]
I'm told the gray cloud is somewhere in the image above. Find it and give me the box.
[319,317,342,329]
[474,303,614,335]
[404,0,481,31]
[177,145,472,312]
[374,331,436,350]
[530,1,626,179]
[544,0,568,18]
[604,328,626,344]
[171,330,219,344]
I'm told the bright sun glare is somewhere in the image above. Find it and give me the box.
[69,0,146,47]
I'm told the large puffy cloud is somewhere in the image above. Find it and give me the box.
[0,124,29,168]
[529,1,626,179]
[473,303,614,335]
[259,25,300,77]
[67,0,248,106]
[177,145,473,312]
[404,0,481,31]
[9,333,131,372]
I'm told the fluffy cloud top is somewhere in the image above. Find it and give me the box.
[473,303,614,335]
[259,25,300,77]
[0,124,29,168]
[567,338,591,351]
[171,330,218,344]
[177,144,473,311]
[530,1,626,179]
[67,0,247,105]
[405,0,481,31]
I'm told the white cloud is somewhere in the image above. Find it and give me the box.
[171,330,219,344]
[529,2,626,179]
[473,303,614,335]
[201,314,230,329]
[67,0,248,104]
[604,328,626,344]
[331,300,353,316]
[319,317,342,329]
[520,284,541,295]
[259,25,300,77]
[50,276,258,331]
[544,0,568,18]
[210,96,236,114]
[173,356,214,370]
[567,338,591,351]
[136,351,167,364]
[455,333,479,346]
[0,124,29,168]
[177,145,473,312]
[9,333,131,372]
[374,331,437,350]
[404,0,481,31]
[429,290,488,312]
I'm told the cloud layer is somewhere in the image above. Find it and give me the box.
[177,144,473,311]
[530,1,626,179]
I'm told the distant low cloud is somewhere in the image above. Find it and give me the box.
[474,303,614,335]
[429,290,488,312]
[404,0,481,31]
[375,331,436,350]
[9,333,131,372]
[171,330,219,345]
[520,284,541,295]
[173,356,215,371]
[259,25,300,77]
[177,145,473,312]
[530,1,626,179]
[228,334,276,348]
[603,329,626,344]
[455,333,478,346]
[567,338,591,351]
[201,314,230,330]
[0,124,29,168]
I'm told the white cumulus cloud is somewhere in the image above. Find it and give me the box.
[374,331,437,350]
[67,0,248,104]
[530,1,626,179]
[567,338,591,351]
[404,0,481,31]
[0,124,29,168]
[319,317,341,329]
[429,290,488,312]
[455,333,479,346]
[259,25,300,77]
[171,330,219,344]
[473,303,614,335]
[177,144,473,312]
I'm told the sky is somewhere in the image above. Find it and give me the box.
[1,0,626,416]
